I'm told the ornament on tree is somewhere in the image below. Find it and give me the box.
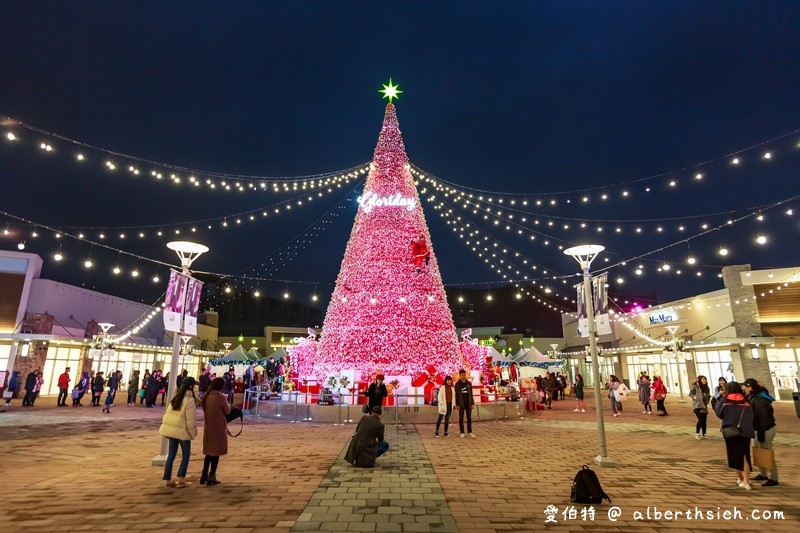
[410,233,430,275]
[315,96,463,379]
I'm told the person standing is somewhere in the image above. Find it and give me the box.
[266,357,277,391]
[714,381,755,490]
[435,376,454,437]
[102,370,121,413]
[223,368,235,404]
[140,370,151,405]
[689,375,711,439]
[365,374,388,412]
[455,369,475,438]
[57,367,71,407]
[541,373,554,409]
[743,378,779,487]
[128,370,140,406]
[638,373,652,414]
[158,377,198,489]
[160,372,170,406]
[31,370,44,406]
[91,371,105,407]
[345,406,389,467]
[711,377,728,411]
[198,368,211,399]
[22,370,37,406]
[145,370,160,408]
[653,375,669,416]
[200,377,231,486]
[573,374,585,412]
[276,358,286,393]
[606,375,622,417]
[3,371,20,406]
[73,371,90,407]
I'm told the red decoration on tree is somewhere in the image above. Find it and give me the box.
[315,103,462,379]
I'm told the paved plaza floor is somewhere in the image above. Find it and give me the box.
[0,393,797,532]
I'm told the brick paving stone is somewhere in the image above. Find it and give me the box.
[1,394,798,532]
[291,425,457,533]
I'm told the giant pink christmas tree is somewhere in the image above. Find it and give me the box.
[314,103,463,379]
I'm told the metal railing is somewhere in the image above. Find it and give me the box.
[241,387,543,425]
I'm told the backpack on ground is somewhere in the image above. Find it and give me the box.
[571,465,611,504]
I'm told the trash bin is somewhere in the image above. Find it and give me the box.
[793,393,800,418]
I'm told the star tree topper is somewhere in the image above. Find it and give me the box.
[379,78,403,103]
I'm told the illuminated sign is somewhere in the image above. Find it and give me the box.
[479,339,494,346]
[649,312,676,325]
[357,191,416,213]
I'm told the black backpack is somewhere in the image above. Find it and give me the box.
[571,465,611,504]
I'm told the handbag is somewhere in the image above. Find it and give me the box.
[225,406,244,437]
[721,404,746,439]
[752,446,775,470]
[71,389,80,399]
[138,389,145,399]
[654,392,665,401]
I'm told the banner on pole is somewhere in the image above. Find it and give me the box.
[183,277,204,336]
[576,283,589,338]
[593,273,613,335]
[164,270,189,333]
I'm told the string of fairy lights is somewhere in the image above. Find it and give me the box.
[3,114,800,319]
[411,128,800,199]
[3,114,371,189]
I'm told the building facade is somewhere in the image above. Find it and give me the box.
[561,264,800,400]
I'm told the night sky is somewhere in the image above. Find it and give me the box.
[2,2,800,318]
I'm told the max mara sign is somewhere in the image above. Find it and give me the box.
[357,191,417,213]
[649,311,677,325]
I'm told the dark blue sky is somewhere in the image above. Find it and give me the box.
[1,2,799,314]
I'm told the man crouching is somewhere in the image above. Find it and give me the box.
[345,406,390,467]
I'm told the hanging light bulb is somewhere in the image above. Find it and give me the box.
[254,290,261,297]
[755,235,767,245]
[131,269,140,278]
[718,247,729,256]
[113,266,121,274]
[457,296,464,303]
[152,275,160,283]
[486,294,493,301]
[224,286,232,293]
[54,251,63,262]
[6,132,16,141]
[84,259,93,268]
[17,241,25,250]
[687,256,697,265]
[284,292,290,299]
[312,294,318,302]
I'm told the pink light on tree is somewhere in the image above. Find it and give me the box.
[315,103,463,379]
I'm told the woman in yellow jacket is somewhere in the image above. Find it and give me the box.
[158,377,198,488]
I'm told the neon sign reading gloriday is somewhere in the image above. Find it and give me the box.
[357,191,417,213]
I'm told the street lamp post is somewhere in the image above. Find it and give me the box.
[152,241,208,466]
[564,245,614,467]
[96,322,115,373]
[665,325,686,402]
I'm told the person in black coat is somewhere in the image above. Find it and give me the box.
[345,406,389,467]
[365,374,388,411]
[714,381,756,490]
[22,371,37,406]
[199,369,211,398]
[91,372,105,406]
[127,370,140,405]
[145,371,161,407]
[455,369,476,437]
[743,378,779,486]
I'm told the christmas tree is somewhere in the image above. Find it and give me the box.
[315,102,462,379]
